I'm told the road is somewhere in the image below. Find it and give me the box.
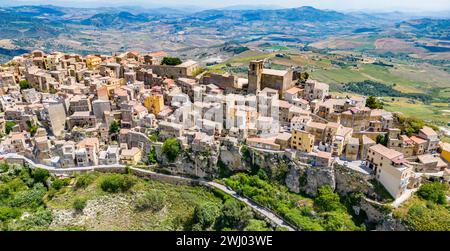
[0,153,295,231]
[207,182,295,231]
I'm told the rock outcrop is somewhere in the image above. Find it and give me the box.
[154,142,220,179]
[302,165,336,196]
[219,143,245,171]
[334,164,372,195]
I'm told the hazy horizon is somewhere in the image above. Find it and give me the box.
[1,0,449,12]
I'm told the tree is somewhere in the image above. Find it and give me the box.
[100,174,135,193]
[376,134,388,146]
[162,137,181,162]
[5,121,16,135]
[32,168,50,185]
[366,96,383,109]
[147,146,158,165]
[0,207,21,221]
[75,172,97,189]
[161,57,182,66]
[321,211,360,231]
[109,120,120,134]
[26,120,38,136]
[314,186,345,212]
[19,80,30,90]
[417,182,448,205]
[394,114,434,137]
[299,72,309,84]
[217,200,253,230]
[192,202,220,230]
[244,219,271,231]
[51,179,64,190]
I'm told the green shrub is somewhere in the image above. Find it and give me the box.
[73,197,87,212]
[15,209,53,230]
[75,172,97,189]
[19,80,30,90]
[51,179,64,190]
[162,137,181,162]
[314,186,345,212]
[135,190,165,212]
[161,57,182,66]
[32,168,50,185]
[320,211,360,231]
[99,174,135,193]
[217,199,253,230]
[244,219,271,231]
[366,96,384,109]
[10,183,46,208]
[0,207,21,221]
[109,120,120,134]
[417,182,448,205]
[5,121,16,135]
[147,146,158,165]
[192,202,221,230]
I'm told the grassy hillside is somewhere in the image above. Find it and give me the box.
[0,162,270,231]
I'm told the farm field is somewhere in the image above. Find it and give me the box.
[381,97,450,126]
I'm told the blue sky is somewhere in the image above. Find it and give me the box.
[1,0,449,11]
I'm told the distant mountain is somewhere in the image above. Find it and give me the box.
[6,5,65,17]
[398,18,450,40]
[217,5,283,11]
[187,6,350,22]
[81,11,150,27]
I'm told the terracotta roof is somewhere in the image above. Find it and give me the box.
[147,51,167,58]
[247,137,278,147]
[369,144,403,160]
[262,69,288,77]
[307,121,327,130]
[114,88,128,97]
[297,98,309,105]
[120,128,130,135]
[400,135,413,144]
[278,100,293,109]
[410,136,427,145]
[285,87,302,95]
[441,142,450,152]
[326,122,341,129]
[134,105,147,113]
[420,126,438,137]
[77,138,99,148]
[11,133,25,140]
[317,151,332,159]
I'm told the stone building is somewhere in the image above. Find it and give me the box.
[247,60,295,96]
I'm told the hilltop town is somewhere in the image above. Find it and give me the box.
[0,49,449,219]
